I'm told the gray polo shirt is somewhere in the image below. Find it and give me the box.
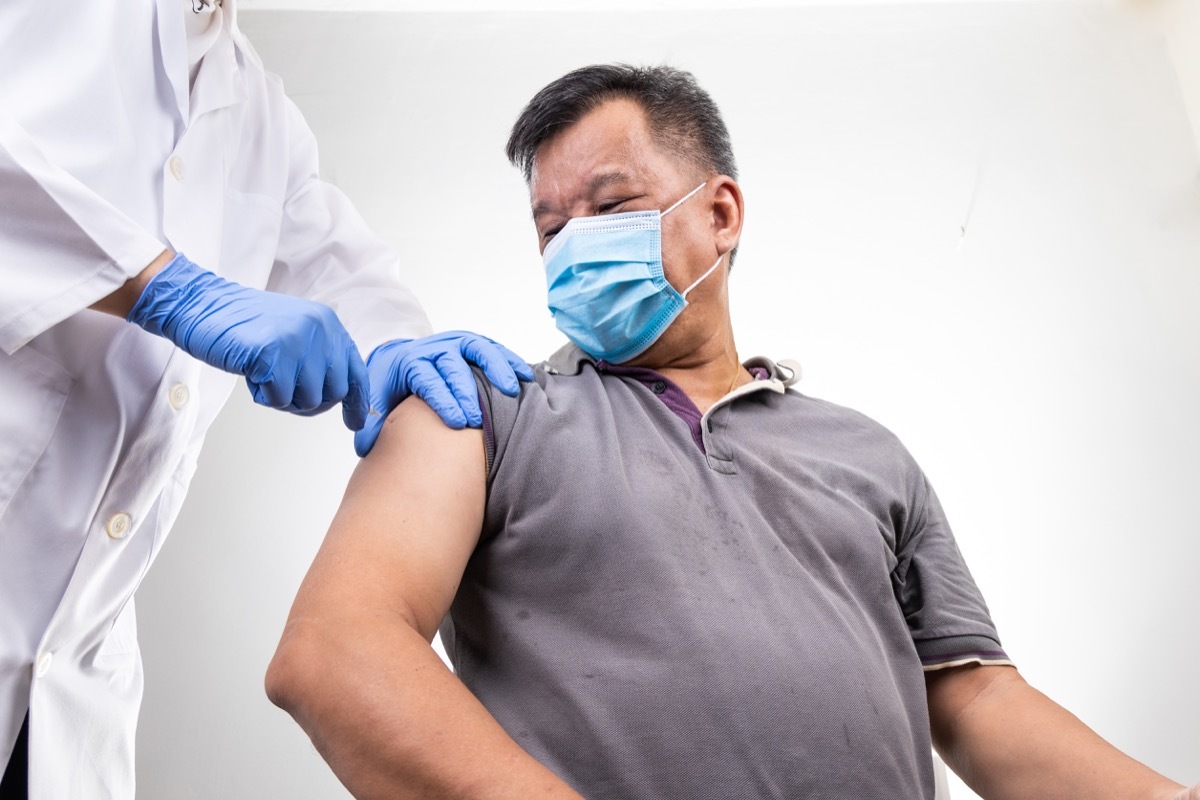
[442,345,1009,799]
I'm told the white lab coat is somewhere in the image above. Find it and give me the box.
[0,1,432,796]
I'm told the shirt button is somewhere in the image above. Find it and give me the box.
[651,380,667,395]
[35,651,53,677]
[169,156,184,181]
[106,512,133,540]
[168,383,190,410]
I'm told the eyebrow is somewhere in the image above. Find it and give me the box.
[531,169,634,221]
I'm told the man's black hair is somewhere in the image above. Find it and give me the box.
[506,64,738,185]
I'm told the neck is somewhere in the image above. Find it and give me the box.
[634,320,745,415]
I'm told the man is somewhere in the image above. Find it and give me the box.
[266,65,1197,798]
[0,1,530,797]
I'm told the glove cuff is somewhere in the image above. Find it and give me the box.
[125,253,224,338]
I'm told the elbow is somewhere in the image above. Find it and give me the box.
[265,625,327,719]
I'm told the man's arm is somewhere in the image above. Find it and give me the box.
[265,397,582,800]
[927,664,1193,799]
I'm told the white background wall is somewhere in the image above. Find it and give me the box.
[136,3,1199,798]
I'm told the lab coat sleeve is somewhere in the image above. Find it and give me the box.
[266,97,433,357]
[0,107,167,355]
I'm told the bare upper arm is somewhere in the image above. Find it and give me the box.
[286,396,487,642]
[925,663,1022,747]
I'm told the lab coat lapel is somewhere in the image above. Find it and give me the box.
[154,0,190,125]
[162,0,248,272]
[190,6,247,123]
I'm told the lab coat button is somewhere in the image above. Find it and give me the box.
[35,652,53,677]
[169,156,184,181]
[168,383,190,410]
[651,380,667,395]
[106,512,133,540]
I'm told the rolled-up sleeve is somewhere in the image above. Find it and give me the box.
[893,473,1014,671]
[0,109,165,354]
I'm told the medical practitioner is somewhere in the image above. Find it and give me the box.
[0,1,530,797]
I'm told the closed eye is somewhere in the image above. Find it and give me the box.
[598,194,645,214]
[539,194,644,245]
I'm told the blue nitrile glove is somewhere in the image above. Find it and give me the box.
[353,331,534,457]
[127,253,370,430]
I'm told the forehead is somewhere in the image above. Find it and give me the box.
[529,98,683,205]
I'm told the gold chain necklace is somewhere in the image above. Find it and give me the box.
[727,357,742,394]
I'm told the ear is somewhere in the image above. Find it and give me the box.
[709,176,744,259]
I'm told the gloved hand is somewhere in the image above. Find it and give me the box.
[127,252,369,430]
[1170,784,1200,800]
[354,331,534,457]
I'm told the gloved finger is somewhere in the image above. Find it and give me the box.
[289,338,330,413]
[291,399,341,418]
[246,351,297,409]
[458,336,525,396]
[511,359,534,384]
[368,346,413,416]
[353,409,385,458]
[407,357,470,429]
[496,341,535,383]
[321,349,351,410]
[431,349,483,428]
[341,344,370,432]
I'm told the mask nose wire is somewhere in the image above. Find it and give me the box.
[660,181,708,217]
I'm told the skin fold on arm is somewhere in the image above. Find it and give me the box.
[265,397,583,800]
[926,663,1189,800]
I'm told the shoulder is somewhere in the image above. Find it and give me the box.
[788,390,906,447]
[471,348,615,480]
[230,23,268,75]
[228,25,297,126]
[473,345,602,412]
[780,389,926,484]
[366,396,486,486]
[741,356,906,453]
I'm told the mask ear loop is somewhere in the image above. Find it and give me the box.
[681,253,726,298]
[665,180,722,298]
[660,181,709,218]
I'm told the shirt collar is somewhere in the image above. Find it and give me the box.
[543,343,594,376]
[542,343,801,390]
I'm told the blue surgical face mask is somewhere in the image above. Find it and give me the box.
[542,182,725,364]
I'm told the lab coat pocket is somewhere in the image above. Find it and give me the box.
[96,598,140,660]
[94,600,144,698]
[0,346,71,525]
[133,452,200,602]
[153,454,199,555]
[219,190,283,289]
